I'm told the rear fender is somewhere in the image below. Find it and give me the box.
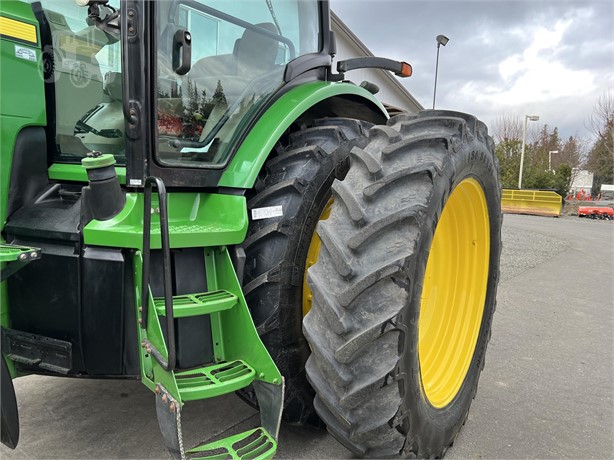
[218,81,387,189]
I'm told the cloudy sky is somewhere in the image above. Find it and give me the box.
[331,0,613,141]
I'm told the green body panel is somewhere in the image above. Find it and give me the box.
[218,81,387,188]
[0,1,44,379]
[48,163,127,184]
[84,192,248,249]
[0,2,45,228]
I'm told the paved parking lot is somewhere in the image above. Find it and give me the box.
[2,214,613,459]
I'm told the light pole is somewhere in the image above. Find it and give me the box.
[548,150,558,172]
[518,114,539,189]
[432,34,449,109]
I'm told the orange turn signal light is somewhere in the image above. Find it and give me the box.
[399,62,413,78]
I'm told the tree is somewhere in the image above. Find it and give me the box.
[492,114,523,144]
[495,138,522,188]
[493,116,583,194]
[552,163,573,198]
[212,79,227,107]
[586,91,614,195]
[559,135,588,189]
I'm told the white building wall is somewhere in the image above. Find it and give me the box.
[571,169,594,193]
[331,12,423,114]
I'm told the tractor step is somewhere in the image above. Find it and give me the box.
[186,427,277,460]
[0,244,41,263]
[174,360,255,400]
[154,290,238,318]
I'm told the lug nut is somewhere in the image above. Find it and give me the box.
[155,386,161,394]
[19,253,27,261]
[169,402,176,413]
[162,394,168,404]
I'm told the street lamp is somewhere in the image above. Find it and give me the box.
[432,34,449,109]
[549,150,559,172]
[518,114,539,189]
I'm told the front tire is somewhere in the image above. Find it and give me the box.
[304,111,502,457]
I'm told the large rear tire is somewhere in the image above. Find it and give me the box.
[241,118,370,424]
[304,111,502,457]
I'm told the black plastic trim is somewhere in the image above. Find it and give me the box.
[283,53,332,82]
[6,127,49,219]
[1,327,72,374]
[122,0,153,186]
[337,57,412,77]
[31,2,57,166]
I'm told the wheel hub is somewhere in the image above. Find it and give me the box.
[418,178,490,408]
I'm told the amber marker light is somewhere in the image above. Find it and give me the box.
[399,62,413,77]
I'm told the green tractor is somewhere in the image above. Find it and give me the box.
[0,0,502,458]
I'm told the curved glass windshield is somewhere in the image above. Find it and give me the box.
[156,0,320,167]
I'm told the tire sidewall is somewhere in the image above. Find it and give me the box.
[399,135,502,453]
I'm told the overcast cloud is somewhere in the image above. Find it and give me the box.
[331,0,614,141]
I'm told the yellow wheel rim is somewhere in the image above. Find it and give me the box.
[302,198,334,316]
[418,178,490,408]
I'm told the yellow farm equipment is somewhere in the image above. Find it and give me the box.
[501,189,562,217]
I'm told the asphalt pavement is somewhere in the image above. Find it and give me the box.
[1,214,612,459]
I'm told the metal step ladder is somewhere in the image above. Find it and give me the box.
[137,177,283,460]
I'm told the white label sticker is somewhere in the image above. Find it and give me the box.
[129,179,143,186]
[14,45,36,62]
[251,205,283,220]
